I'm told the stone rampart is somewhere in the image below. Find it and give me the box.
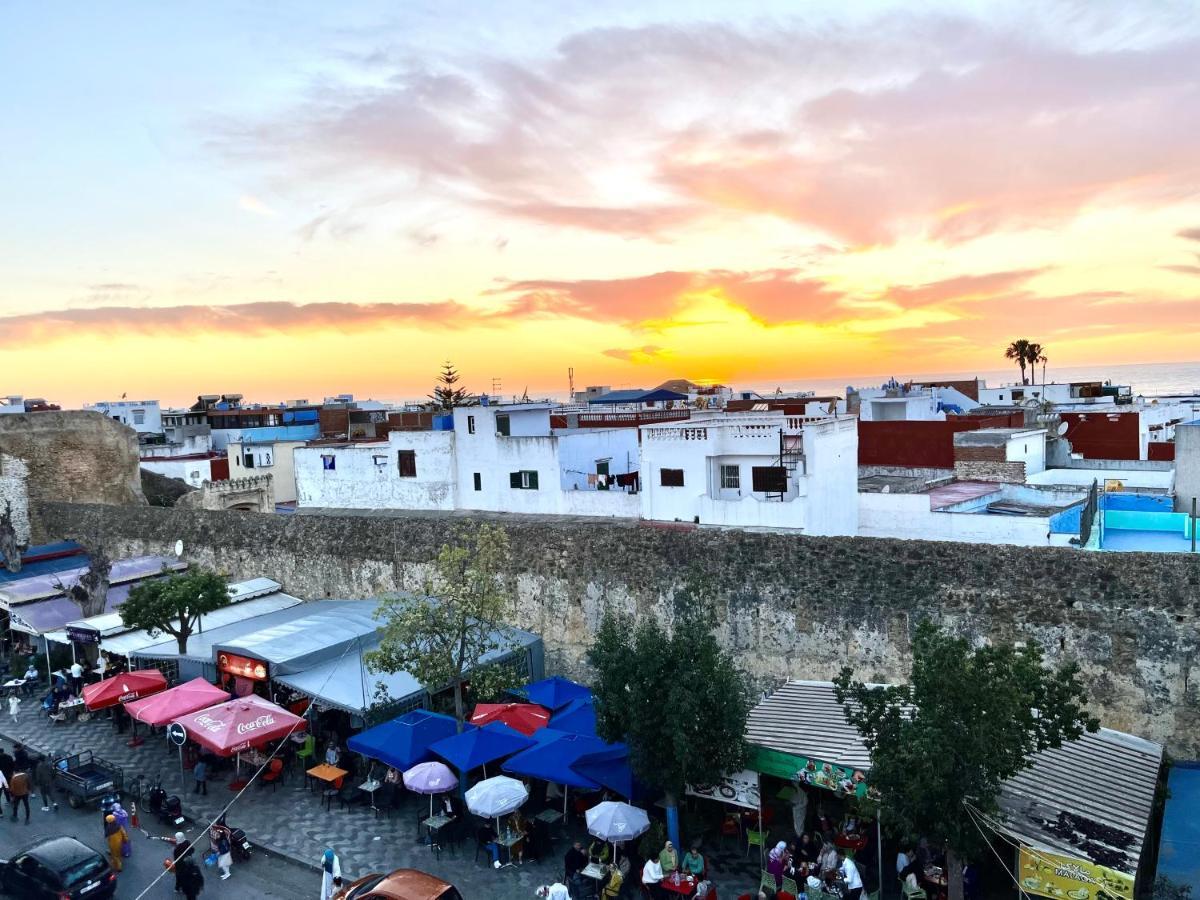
[33,501,1200,756]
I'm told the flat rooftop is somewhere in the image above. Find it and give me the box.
[954,427,1044,447]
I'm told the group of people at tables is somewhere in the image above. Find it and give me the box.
[561,837,714,899]
[896,839,977,900]
[763,835,863,899]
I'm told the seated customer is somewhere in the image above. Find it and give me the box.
[588,839,611,864]
[659,840,679,873]
[565,840,588,881]
[642,856,664,898]
[681,842,705,877]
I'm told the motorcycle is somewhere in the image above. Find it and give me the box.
[214,815,252,861]
[145,781,188,829]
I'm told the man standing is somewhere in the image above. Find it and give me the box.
[0,747,14,803]
[33,756,56,811]
[565,840,587,882]
[192,757,208,795]
[69,660,84,695]
[839,849,864,900]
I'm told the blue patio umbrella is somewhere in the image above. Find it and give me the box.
[572,744,642,801]
[519,676,591,711]
[549,696,596,736]
[429,722,535,775]
[502,728,609,817]
[347,709,458,770]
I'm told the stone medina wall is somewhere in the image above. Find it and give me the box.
[0,412,145,509]
[34,501,1200,757]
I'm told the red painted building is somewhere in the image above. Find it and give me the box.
[1059,411,1141,461]
[858,413,1026,468]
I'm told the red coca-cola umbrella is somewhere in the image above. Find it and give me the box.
[173,695,306,757]
[82,669,167,711]
[469,702,551,736]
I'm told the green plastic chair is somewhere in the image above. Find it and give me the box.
[902,882,928,900]
[295,734,316,771]
[782,876,801,896]
[761,870,778,894]
[746,828,766,858]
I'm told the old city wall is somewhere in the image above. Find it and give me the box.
[0,412,145,514]
[35,501,1200,756]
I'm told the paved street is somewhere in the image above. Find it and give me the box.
[0,706,763,899]
[0,794,313,899]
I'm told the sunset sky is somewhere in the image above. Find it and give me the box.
[4,1,1200,406]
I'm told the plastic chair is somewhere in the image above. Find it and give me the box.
[746,829,766,858]
[295,735,315,771]
[782,875,801,895]
[761,870,778,893]
[903,883,928,900]
[260,759,284,791]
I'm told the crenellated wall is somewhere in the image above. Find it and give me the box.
[34,501,1200,756]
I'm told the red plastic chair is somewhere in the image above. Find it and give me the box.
[260,758,284,791]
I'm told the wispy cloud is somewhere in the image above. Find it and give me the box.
[238,194,277,217]
[602,344,666,363]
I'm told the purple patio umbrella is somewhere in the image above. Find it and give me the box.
[403,760,459,818]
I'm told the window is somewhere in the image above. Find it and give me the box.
[242,452,255,469]
[495,414,511,436]
[132,409,146,425]
[752,466,788,493]
[720,464,740,489]
[321,454,336,471]
[473,473,482,491]
[398,450,417,477]
[509,470,539,490]
[660,468,685,487]
[467,415,476,435]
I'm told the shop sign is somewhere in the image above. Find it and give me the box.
[1017,846,1133,900]
[748,745,878,800]
[686,769,761,810]
[66,626,101,645]
[217,652,268,681]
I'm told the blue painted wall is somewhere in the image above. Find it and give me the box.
[1102,493,1174,513]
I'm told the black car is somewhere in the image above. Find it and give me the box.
[0,836,117,899]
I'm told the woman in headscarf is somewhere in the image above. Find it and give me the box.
[103,814,128,872]
[320,848,342,900]
[767,841,789,888]
[659,840,678,873]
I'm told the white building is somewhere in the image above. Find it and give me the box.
[639,414,859,535]
[86,399,162,434]
[851,385,977,421]
[295,402,640,518]
[227,438,305,505]
[139,451,215,488]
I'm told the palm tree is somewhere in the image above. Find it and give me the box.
[1026,343,1048,388]
[1005,340,1032,384]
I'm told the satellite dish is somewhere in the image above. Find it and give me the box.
[173,540,184,558]
[1057,422,1069,436]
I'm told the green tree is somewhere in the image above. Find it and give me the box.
[834,623,1099,900]
[368,524,517,731]
[429,361,470,410]
[1026,343,1048,387]
[588,608,751,852]
[119,569,233,654]
[1005,339,1033,384]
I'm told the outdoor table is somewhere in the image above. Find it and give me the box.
[494,829,525,868]
[58,697,86,718]
[535,808,564,825]
[359,778,381,813]
[422,814,454,860]
[306,764,348,808]
[659,873,697,896]
[3,679,25,697]
[581,863,606,880]
[835,834,868,852]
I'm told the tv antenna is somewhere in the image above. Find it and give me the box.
[491,377,502,396]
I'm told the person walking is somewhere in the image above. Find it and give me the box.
[839,849,864,900]
[171,831,194,894]
[9,769,31,823]
[0,747,14,803]
[13,744,31,772]
[104,814,128,872]
[320,848,342,900]
[33,756,56,811]
[176,854,204,900]
[209,824,232,881]
[7,694,19,724]
[193,758,208,795]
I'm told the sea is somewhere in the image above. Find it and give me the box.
[756,360,1200,400]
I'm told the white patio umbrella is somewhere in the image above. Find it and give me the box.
[586,800,650,866]
[465,774,530,841]
[403,760,458,819]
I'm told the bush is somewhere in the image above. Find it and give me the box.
[638,820,667,862]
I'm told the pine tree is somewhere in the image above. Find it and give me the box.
[429,362,469,409]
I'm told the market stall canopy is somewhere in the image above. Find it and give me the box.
[429,722,535,772]
[347,710,458,771]
[173,695,305,757]
[572,745,641,801]
[1156,761,1200,895]
[0,542,85,584]
[519,676,591,711]
[0,555,185,607]
[125,677,229,727]
[46,579,299,657]
[135,599,366,665]
[212,600,380,675]
[470,702,551,736]
[549,697,596,736]
[502,729,608,789]
[8,581,158,637]
[82,669,167,711]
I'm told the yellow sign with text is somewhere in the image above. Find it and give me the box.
[1018,847,1134,900]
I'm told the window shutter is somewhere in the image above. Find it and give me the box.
[510,472,521,488]
[528,471,539,489]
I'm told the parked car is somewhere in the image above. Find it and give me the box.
[332,869,462,900]
[0,836,117,899]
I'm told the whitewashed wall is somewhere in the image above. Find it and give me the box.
[295,431,457,510]
[556,429,639,490]
[140,457,213,489]
[857,492,1054,545]
[228,440,304,503]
